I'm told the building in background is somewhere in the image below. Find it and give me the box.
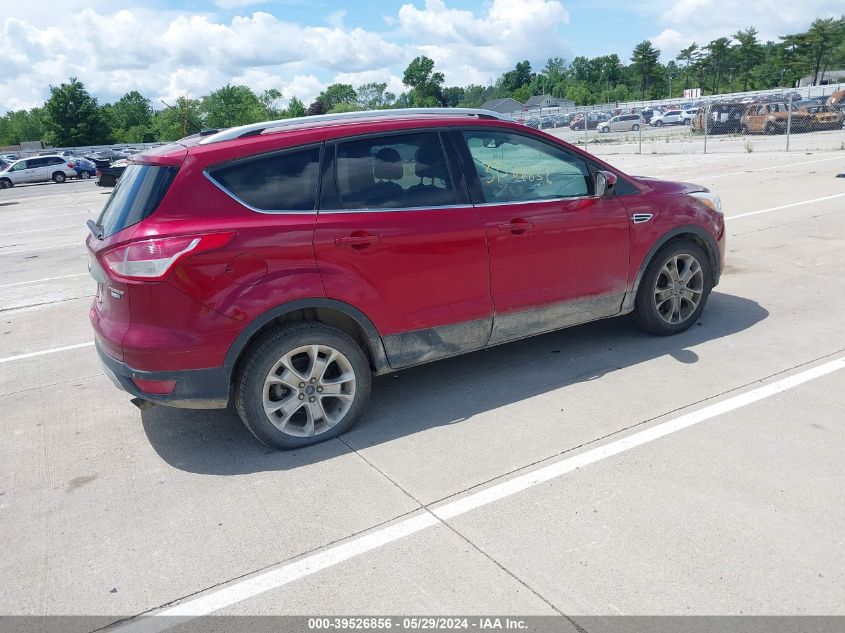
[524,95,576,110]
[797,70,845,87]
[480,98,525,114]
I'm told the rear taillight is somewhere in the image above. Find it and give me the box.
[67,163,74,169]
[100,232,235,281]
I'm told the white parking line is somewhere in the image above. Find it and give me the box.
[0,242,83,256]
[0,273,88,288]
[0,224,84,237]
[0,342,94,364]
[115,355,845,632]
[727,192,845,220]
[700,155,844,180]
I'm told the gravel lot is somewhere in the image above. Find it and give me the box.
[1,143,844,630]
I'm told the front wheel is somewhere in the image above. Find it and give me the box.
[683,118,691,125]
[633,240,713,336]
[632,124,640,131]
[654,120,664,127]
[0,178,11,189]
[235,322,372,449]
[79,171,91,180]
[52,172,66,183]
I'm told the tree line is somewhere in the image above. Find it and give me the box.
[1,16,841,147]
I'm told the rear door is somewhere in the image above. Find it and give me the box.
[455,128,630,344]
[314,130,492,369]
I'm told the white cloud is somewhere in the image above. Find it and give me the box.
[648,0,844,60]
[396,0,573,85]
[0,0,576,113]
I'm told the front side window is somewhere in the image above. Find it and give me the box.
[462,130,591,204]
[333,132,455,210]
[208,146,320,212]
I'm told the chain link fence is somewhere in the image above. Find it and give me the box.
[526,84,845,155]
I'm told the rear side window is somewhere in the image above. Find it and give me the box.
[208,146,320,212]
[49,157,65,165]
[27,158,47,168]
[96,164,177,237]
[332,132,456,210]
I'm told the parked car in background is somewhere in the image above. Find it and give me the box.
[640,108,659,123]
[693,102,746,134]
[598,114,643,133]
[681,108,698,124]
[540,115,557,129]
[798,104,845,131]
[741,103,812,134]
[651,110,684,126]
[0,158,11,172]
[555,113,577,127]
[570,112,610,130]
[0,155,77,188]
[73,157,98,179]
[85,107,725,449]
[96,160,128,187]
[522,116,541,129]
[825,90,845,111]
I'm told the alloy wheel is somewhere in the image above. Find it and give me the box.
[653,253,704,325]
[262,344,356,437]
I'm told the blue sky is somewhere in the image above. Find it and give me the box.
[1,0,840,113]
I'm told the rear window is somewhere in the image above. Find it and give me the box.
[96,164,177,237]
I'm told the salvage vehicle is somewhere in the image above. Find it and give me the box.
[693,102,745,134]
[86,108,725,449]
[740,102,812,134]
[797,103,845,131]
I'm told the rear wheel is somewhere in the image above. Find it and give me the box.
[0,178,11,189]
[235,322,371,449]
[765,122,776,135]
[654,120,664,127]
[633,240,713,336]
[79,171,91,179]
[52,172,66,183]
[632,124,640,131]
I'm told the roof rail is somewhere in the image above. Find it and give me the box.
[198,108,508,145]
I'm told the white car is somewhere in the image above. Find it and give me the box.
[598,114,644,133]
[651,109,684,126]
[0,155,77,188]
[680,108,699,124]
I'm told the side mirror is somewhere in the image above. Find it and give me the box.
[595,170,617,198]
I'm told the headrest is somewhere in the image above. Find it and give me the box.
[414,145,447,179]
[373,148,403,181]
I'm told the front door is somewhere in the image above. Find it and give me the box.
[314,130,493,368]
[455,128,630,344]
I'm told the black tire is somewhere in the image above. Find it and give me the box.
[632,124,640,131]
[741,124,749,134]
[654,120,664,127]
[633,239,713,336]
[52,172,66,183]
[79,171,91,180]
[0,178,11,189]
[683,118,691,125]
[235,322,372,449]
[765,122,776,135]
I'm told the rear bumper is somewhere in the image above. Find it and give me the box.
[96,338,230,409]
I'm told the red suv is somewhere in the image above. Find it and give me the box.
[87,108,725,449]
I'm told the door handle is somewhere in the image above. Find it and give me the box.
[335,233,380,248]
[497,219,533,234]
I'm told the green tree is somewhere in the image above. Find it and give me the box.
[356,82,395,109]
[152,97,202,141]
[0,108,45,145]
[319,84,358,111]
[733,28,763,91]
[42,77,110,146]
[106,90,154,143]
[804,17,845,85]
[402,56,445,106]
[200,85,266,128]
[284,96,306,118]
[630,41,662,99]
[676,43,700,90]
[259,88,284,118]
[441,86,465,107]
[499,60,533,95]
[703,37,733,94]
